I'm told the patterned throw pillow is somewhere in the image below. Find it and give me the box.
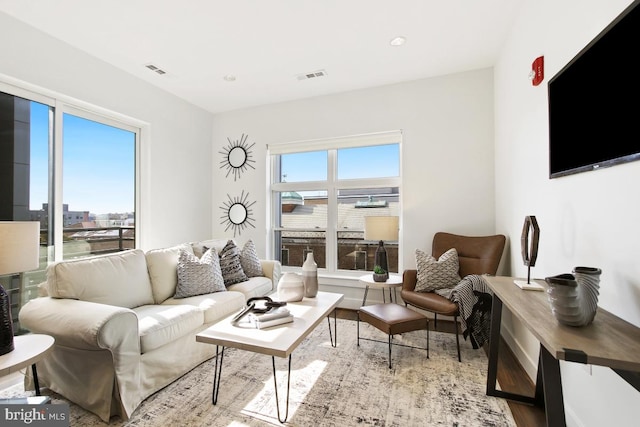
[175,248,225,298]
[415,248,461,292]
[219,240,249,287]
[240,239,263,278]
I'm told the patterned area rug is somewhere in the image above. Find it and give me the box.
[1,318,516,426]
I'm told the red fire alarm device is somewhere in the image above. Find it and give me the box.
[531,55,544,86]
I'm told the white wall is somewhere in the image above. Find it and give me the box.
[211,69,498,307]
[495,0,640,425]
[0,12,214,250]
[6,4,634,424]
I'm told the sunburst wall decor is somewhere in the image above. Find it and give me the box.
[219,133,256,181]
[220,191,256,237]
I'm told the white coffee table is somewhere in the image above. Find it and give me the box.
[359,273,403,305]
[0,334,55,399]
[196,291,343,423]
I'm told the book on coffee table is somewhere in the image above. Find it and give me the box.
[253,314,294,329]
[249,307,290,322]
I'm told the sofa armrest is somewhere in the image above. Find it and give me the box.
[402,269,418,292]
[260,259,282,291]
[19,297,139,352]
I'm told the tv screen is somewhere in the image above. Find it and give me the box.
[548,0,640,178]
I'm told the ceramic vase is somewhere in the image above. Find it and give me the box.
[302,252,318,298]
[0,284,14,355]
[277,272,305,302]
[373,273,388,283]
[544,266,601,327]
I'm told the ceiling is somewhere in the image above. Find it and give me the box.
[0,0,523,115]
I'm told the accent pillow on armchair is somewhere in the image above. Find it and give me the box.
[414,248,461,292]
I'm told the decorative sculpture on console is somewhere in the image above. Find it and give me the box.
[545,267,602,327]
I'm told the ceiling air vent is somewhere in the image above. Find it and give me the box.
[296,69,327,81]
[145,63,167,75]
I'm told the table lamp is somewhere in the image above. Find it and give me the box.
[364,216,399,281]
[0,221,40,355]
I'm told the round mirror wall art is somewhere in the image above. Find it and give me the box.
[220,133,256,181]
[220,191,256,237]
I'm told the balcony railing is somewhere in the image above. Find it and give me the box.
[62,225,135,257]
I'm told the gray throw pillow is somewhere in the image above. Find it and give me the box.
[219,240,249,287]
[175,248,225,298]
[240,239,263,278]
[415,248,461,292]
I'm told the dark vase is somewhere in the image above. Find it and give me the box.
[0,284,15,355]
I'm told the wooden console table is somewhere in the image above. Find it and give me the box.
[483,275,640,427]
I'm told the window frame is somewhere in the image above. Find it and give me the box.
[0,77,145,262]
[268,130,402,278]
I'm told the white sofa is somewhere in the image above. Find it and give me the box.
[18,239,281,422]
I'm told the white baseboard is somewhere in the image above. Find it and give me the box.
[500,322,538,382]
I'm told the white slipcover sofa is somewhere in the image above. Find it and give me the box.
[18,239,281,422]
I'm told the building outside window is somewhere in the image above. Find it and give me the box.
[269,131,401,276]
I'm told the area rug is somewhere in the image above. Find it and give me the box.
[1,318,516,426]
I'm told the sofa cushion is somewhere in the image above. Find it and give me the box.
[219,240,248,287]
[415,248,461,292]
[227,276,274,300]
[135,304,204,353]
[162,290,245,324]
[175,248,225,298]
[240,239,264,278]
[145,243,194,304]
[47,249,154,309]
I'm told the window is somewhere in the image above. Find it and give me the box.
[269,131,401,276]
[0,84,140,334]
[62,112,136,259]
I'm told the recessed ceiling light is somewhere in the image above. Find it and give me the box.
[223,74,236,82]
[390,36,406,47]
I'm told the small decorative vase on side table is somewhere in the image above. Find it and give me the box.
[373,273,388,283]
[0,284,14,355]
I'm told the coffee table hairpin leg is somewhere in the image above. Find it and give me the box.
[210,308,339,422]
[327,309,337,348]
[272,355,292,423]
[211,345,293,423]
[211,345,225,404]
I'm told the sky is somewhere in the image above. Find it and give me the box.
[30,102,135,215]
[29,99,397,215]
[281,144,399,182]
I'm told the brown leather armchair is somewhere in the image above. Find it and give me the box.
[401,232,506,361]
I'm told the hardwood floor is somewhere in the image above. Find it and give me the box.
[335,308,546,427]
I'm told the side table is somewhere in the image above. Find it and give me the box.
[0,334,55,397]
[359,274,403,305]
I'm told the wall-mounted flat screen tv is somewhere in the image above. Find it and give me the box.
[548,0,640,178]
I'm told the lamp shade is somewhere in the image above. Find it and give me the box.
[0,221,41,275]
[0,221,40,355]
[364,216,399,242]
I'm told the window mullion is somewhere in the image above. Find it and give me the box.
[326,149,338,272]
[53,102,64,262]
